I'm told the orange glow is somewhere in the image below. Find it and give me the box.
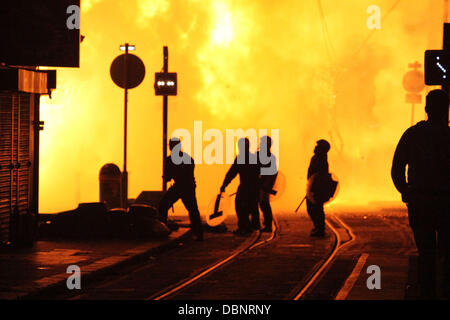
[39,0,444,213]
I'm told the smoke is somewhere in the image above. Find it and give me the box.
[39,0,440,213]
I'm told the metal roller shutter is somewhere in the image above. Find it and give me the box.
[0,92,32,244]
[0,93,13,243]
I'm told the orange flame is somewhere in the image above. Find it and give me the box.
[40,0,443,213]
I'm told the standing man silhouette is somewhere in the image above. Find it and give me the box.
[306,139,331,238]
[158,137,203,241]
[391,89,450,299]
[258,136,278,232]
[221,137,260,235]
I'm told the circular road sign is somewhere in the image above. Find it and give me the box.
[402,69,425,93]
[110,53,145,89]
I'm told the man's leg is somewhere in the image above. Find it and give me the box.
[235,189,251,233]
[181,188,203,240]
[306,199,317,229]
[249,191,261,230]
[316,203,325,232]
[307,200,325,236]
[306,200,319,230]
[158,187,181,224]
[408,199,437,299]
[437,200,450,298]
[259,191,273,231]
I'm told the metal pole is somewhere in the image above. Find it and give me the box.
[32,94,40,217]
[442,24,450,125]
[162,46,168,192]
[123,43,129,209]
[295,196,307,213]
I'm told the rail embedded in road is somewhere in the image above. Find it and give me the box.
[292,214,356,300]
[148,218,280,300]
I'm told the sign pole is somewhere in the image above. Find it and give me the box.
[162,46,168,192]
[110,43,145,209]
[442,24,450,125]
[403,61,424,125]
[123,43,129,209]
[153,47,177,191]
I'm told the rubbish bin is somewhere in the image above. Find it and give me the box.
[99,163,122,209]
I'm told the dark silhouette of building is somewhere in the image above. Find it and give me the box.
[391,89,450,299]
[0,2,77,248]
[0,68,56,247]
[221,138,260,235]
[306,139,331,238]
[257,136,277,232]
[158,138,203,241]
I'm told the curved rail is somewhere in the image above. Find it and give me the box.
[148,217,280,300]
[292,214,355,300]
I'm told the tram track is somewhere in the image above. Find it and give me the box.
[148,218,280,300]
[291,214,356,300]
[53,213,356,300]
[149,213,355,301]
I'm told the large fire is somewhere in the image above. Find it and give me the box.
[39,0,444,213]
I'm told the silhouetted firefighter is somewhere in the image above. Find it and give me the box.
[258,136,278,232]
[391,89,450,299]
[221,138,260,235]
[306,139,332,237]
[158,138,203,241]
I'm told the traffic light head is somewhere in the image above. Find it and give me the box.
[154,72,177,96]
[425,50,450,85]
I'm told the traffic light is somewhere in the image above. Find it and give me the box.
[154,72,177,96]
[424,50,450,85]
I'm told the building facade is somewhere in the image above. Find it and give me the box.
[0,67,54,246]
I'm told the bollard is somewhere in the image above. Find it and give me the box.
[99,164,122,209]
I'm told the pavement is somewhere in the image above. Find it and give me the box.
[328,209,420,300]
[41,213,336,300]
[0,208,426,300]
[0,225,191,300]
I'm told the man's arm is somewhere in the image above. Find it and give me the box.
[391,132,409,199]
[162,157,173,184]
[221,160,238,192]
